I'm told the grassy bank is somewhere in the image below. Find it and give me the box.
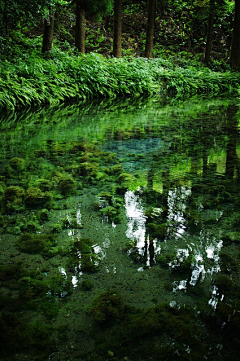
[1,45,240,111]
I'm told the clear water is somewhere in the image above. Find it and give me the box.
[0,97,240,361]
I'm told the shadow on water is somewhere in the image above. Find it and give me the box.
[0,96,240,360]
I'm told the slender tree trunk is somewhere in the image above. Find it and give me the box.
[145,0,156,58]
[42,13,55,53]
[230,0,240,69]
[204,0,215,64]
[113,0,122,58]
[75,0,86,53]
[3,0,9,35]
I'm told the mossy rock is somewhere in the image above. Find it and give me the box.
[25,187,52,208]
[100,206,121,223]
[57,176,76,196]
[69,238,100,273]
[117,172,134,184]
[81,279,94,291]
[46,273,72,297]
[18,276,48,300]
[105,164,123,176]
[3,186,26,212]
[38,209,50,223]
[0,262,27,281]
[9,157,25,172]
[90,290,124,324]
[98,191,114,205]
[17,233,57,256]
[69,141,88,153]
[35,178,53,191]
[77,162,99,177]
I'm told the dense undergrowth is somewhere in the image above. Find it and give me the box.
[1,36,240,111]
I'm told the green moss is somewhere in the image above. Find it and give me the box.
[35,178,53,191]
[9,157,25,172]
[47,273,72,297]
[81,279,94,291]
[57,176,76,196]
[69,141,88,154]
[19,276,48,300]
[69,238,100,273]
[90,290,124,324]
[100,205,121,223]
[17,233,57,256]
[0,181,6,195]
[98,191,114,205]
[105,164,123,176]
[77,162,99,178]
[25,187,52,208]
[3,186,25,212]
[20,218,41,232]
[0,312,32,352]
[38,208,50,223]
[0,261,27,281]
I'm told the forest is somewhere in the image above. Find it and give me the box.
[1,2,240,361]
[0,0,240,110]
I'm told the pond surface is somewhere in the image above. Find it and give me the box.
[0,97,240,361]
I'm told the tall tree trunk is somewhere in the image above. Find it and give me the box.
[42,13,55,53]
[145,0,156,58]
[204,0,215,64]
[3,0,9,35]
[230,0,240,69]
[113,0,122,58]
[75,0,86,53]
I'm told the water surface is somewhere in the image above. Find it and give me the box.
[0,97,240,361]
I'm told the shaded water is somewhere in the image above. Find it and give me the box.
[0,97,240,360]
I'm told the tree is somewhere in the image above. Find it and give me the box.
[42,13,55,53]
[75,0,86,53]
[145,0,156,58]
[75,0,113,53]
[113,0,122,58]
[204,0,215,63]
[230,0,240,69]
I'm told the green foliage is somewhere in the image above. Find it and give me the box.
[90,290,124,324]
[17,233,57,256]
[68,238,100,273]
[0,42,239,111]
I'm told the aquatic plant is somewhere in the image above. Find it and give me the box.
[57,176,76,196]
[25,187,52,208]
[3,186,25,213]
[8,157,25,172]
[17,233,57,257]
[90,290,124,324]
[68,238,100,273]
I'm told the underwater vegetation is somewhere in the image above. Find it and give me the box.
[1,99,240,361]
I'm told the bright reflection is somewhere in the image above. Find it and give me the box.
[125,190,147,250]
[76,206,82,226]
[167,186,191,238]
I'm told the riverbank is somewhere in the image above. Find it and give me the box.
[1,45,240,111]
